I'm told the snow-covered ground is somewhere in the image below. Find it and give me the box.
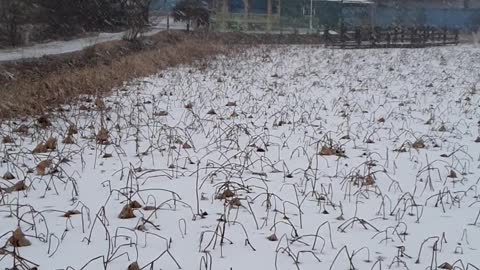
[0,17,187,62]
[1,45,480,270]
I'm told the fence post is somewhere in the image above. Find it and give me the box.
[386,27,391,47]
[267,0,272,32]
[325,26,331,44]
[340,23,345,48]
[222,0,229,31]
[355,27,361,48]
[443,27,447,45]
[422,27,427,45]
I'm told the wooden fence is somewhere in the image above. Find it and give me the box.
[326,26,459,48]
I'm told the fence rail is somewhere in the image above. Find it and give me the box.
[326,26,459,48]
[209,7,480,33]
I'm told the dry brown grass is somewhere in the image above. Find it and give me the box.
[0,31,231,119]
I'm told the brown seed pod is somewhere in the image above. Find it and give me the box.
[8,227,31,247]
[37,115,52,128]
[256,147,266,152]
[67,124,78,135]
[412,139,426,149]
[5,181,27,193]
[128,262,140,270]
[36,160,53,175]
[32,143,48,154]
[230,198,242,207]
[365,175,376,186]
[2,171,15,180]
[207,109,216,115]
[45,137,57,150]
[118,205,136,219]
[63,210,81,218]
[319,146,334,156]
[14,125,29,134]
[96,127,109,145]
[154,111,169,117]
[438,262,453,270]
[95,98,105,109]
[136,225,147,232]
[129,200,142,209]
[2,136,14,144]
[266,233,278,241]
[63,135,75,144]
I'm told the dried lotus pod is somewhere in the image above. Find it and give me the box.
[118,205,136,219]
[8,227,31,247]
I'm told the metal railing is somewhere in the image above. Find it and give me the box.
[326,26,460,48]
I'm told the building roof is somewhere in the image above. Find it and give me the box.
[315,0,375,5]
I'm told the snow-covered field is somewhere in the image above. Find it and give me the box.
[1,45,480,270]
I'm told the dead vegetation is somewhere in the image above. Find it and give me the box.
[0,31,327,120]
[0,37,478,270]
[0,32,229,119]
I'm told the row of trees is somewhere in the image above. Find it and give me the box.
[0,0,152,46]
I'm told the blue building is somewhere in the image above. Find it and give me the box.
[150,0,178,11]
[155,0,480,30]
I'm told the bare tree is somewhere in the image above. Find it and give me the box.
[0,0,32,46]
[124,0,152,41]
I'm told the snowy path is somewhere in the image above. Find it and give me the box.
[0,18,186,62]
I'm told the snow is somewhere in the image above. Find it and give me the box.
[1,45,480,270]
